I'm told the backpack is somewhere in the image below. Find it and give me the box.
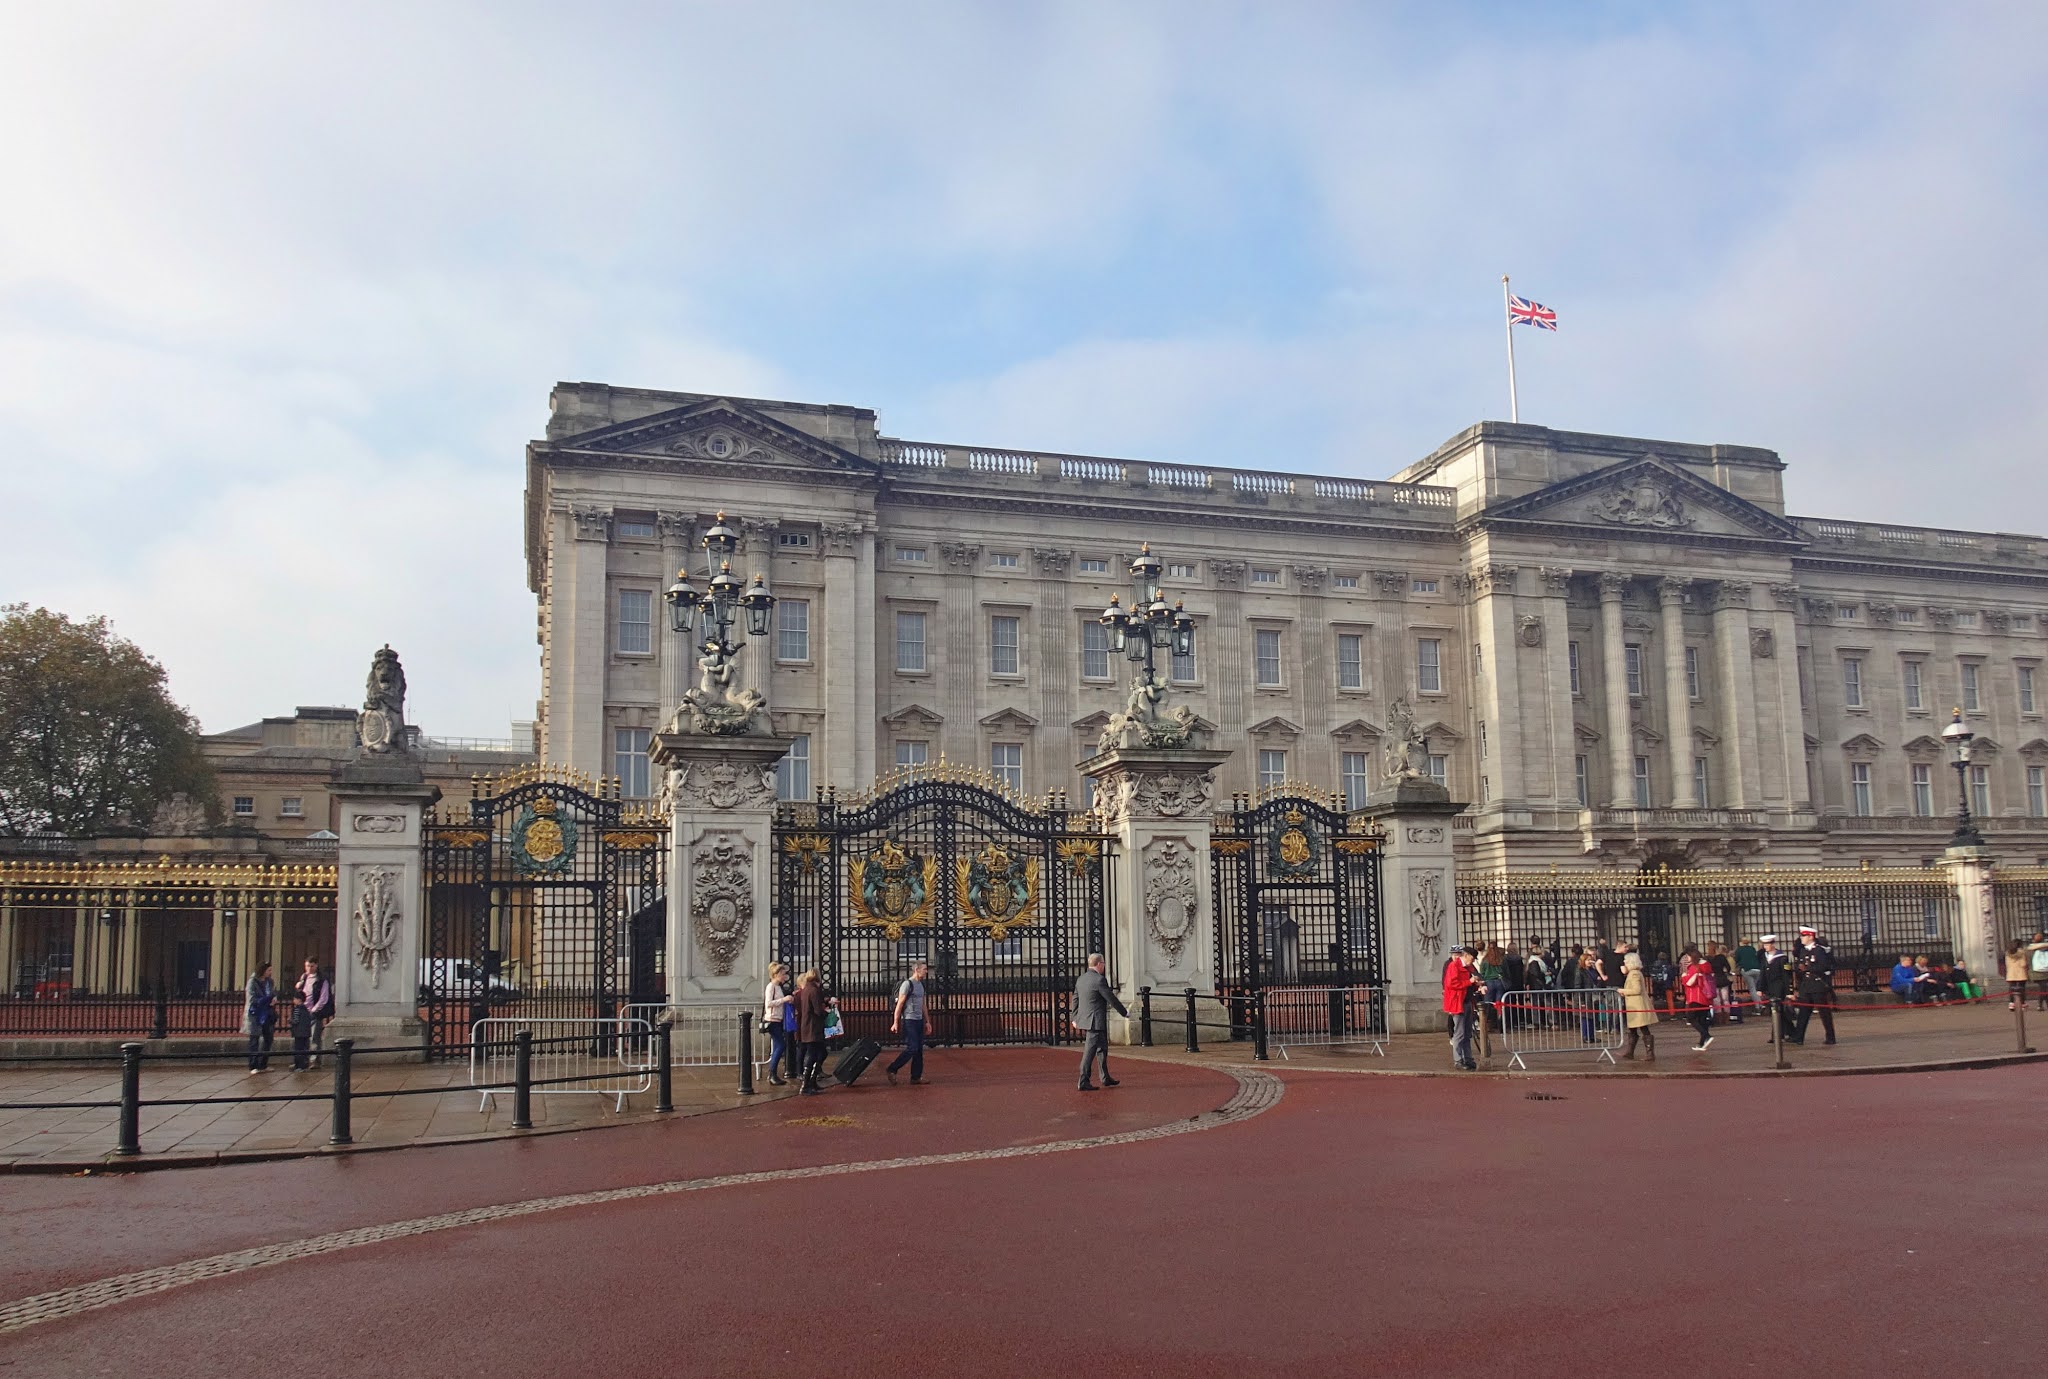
[2032,947,2048,975]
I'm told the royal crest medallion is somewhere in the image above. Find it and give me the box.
[512,795,577,874]
[956,842,1040,943]
[1267,806,1321,877]
[849,837,937,941]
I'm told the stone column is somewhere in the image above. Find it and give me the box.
[1357,777,1468,1034]
[327,756,440,1047]
[738,518,779,704]
[1767,582,1810,809]
[119,887,141,993]
[939,541,982,765]
[1211,562,1249,791]
[1942,844,2000,983]
[1293,565,1331,789]
[653,730,792,1004]
[656,512,693,721]
[819,521,865,793]
[207,890,229,993]
[553,507,611,778]
[1536,567,1577,804]
[1598,572,1636,808]
[1659,578,1698,807]
[1710,582,1758,808]
[1034,548,1075,794]
[852,524,877,787]
[1474,563,1523,805]
[1081,746,1231,1041]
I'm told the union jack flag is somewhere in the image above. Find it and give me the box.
[1508,293,1557,330]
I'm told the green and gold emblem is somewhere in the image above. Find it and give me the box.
[1267,806,1321,877]
[512,795,577,874]
[957,842,1040,943]
[849,837,937,940]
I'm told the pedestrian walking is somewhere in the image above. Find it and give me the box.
[762,962,795,1086]
[1443,946,1481,1070]
[2004,942,2031,1012]
[1790,926,1838,1046]
[2030,932,2048,1010]
[791,969,829,1095]
[1735,936,1763,1010]
[243,962,277,1074]
[1072,953,1127,1090]
[1680,951,1716,1051]
[1707,942,1742,1024]
[292,958,333,1070]
[885,959,933,1085]
[1618,951,1657,1062]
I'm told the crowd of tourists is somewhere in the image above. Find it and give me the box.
[1440,928,1847,1068]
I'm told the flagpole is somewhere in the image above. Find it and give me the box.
[1502,274,1519,423]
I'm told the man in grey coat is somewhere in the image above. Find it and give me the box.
[1072,953,1128,1091]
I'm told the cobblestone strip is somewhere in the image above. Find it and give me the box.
[0,1068,1280,1335]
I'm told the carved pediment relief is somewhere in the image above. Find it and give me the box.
[2018,738,2048,761]
[1070,710,1114,734]
[1630,724,1665,747]
[1692,726,1721,749]
[1840,733,1885,759]
[555,398,877,475]
[1573,721,1602,745]
[1970,736,2002,758]
[882,703,944,730]
[1417,720,1463,743]
[1480,455,1803,543]
[1902,735,1944,759]
[1330,717,1382,743]
[979,707,1040,732]
[1248,715,1302,739]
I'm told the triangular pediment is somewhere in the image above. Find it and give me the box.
[1330,717,1382,741]
[1841,733,1885,757]
[1692,726,1721,748]
[2018,738,2048,760]
[554,397,878,475]
[1574,721,1602,745]
[1630,724,1665,747]
[1482,455,1804,544]
[881,703,944,730]
[1070,710,1113,733]
[1902,735,1944,758]
[1418,720,1463,743]
[1248,716,1302,738]
[979,707,1039,731]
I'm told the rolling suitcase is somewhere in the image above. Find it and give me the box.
[832,1037,884,1087]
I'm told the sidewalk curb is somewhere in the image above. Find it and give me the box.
[1120,1047,2048,1080]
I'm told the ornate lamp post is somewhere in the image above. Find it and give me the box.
[1943,707,1985,849]
[664,512,776,736]
[1097,543,1199,750]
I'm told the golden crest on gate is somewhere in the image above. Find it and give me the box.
[1268,806,1321,877]
[957,842,1041,944]
[849,837,937,941]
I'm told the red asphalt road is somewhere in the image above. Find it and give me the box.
[3,1050,2044,1378]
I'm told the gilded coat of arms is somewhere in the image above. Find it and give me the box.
[1267,807,1321,878]
[956,842,1040,944]
[849,838,937,940]
[512,795,577,874]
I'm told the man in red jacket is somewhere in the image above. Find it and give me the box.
[1444,946,1481,1071]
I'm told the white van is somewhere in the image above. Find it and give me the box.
[417,958,520,1005]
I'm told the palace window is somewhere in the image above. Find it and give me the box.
[1912,763,1934,817]
[615,515,656,540]
[1079,558,1109,575]
[1568,641,1582,696]
[615,728,652,799]
[1416,638,1443,694]
[1341,753,1369,810]
[1961,662,1982,712]
[1168,562,1198,579]
[776,735,811,801]
[1693,758,1710,807]
[1843,657,1864,708]
[990,552,1019,569]
[616,589,653,656]
[1850,762,1872,816]
[1412,578,1439,595]
[1479,721,1488,761]
[895,740,929,769]
[1333,574,1359,589]
[1082,622,1111,679]
[1633,756,1652,808]
[1170,640,1197,684]
[1685,646,1701,700]
[1257,749,1288,789]
[1575,755,1589,807]
[990,616,1021,676]
[280,796,304,818]
[1251,568,1280,585]
[1896,608,1920,625]
[897,547,927,564]
[1255,629,1283,687]
[1427,755,1448,789]
[990,742,1023,793]
[2030,766,2046,818]
[1970,764,1991,817]
[1624,644,1644,698]
[1835,604,1860,622]
[776,530,813,549]
[2022,665,2038,715]
[895,612,927,672]
[776,599,810,662]
[233,796,254,816]
[1957,611,1980,630]
[1903,660,1924,711]
[1337,634,1364,691]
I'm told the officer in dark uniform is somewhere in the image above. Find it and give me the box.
[1759,934,1794,1042]
[1790,925,1838,1045]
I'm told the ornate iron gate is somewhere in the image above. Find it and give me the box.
[1211,790,1384,996]
[421,767,666,1059]
[772,769,1111,1046]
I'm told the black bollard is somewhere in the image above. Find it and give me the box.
[115,1042,143,1157]
[737,1011,756,1096]
[2016,995,2035,1056]
[329,1038,355,1145]
[1139,987,1153,1047]
[1183,986,1200,1053]
[1771,1001,1790,1072]
[1328,987,1346,1044]
[1253,989,1269,1063]
[510,1031,532,1130]
[655,1019,674,1113]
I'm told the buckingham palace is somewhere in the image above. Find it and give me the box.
[524,382,2048,872]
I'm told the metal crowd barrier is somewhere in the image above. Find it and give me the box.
[622,1003,770,1068]
[1493,989,1624,1069]
[1262,984,1388,1058]
[470,1018,653,1112]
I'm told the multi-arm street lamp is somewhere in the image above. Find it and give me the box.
[1096,543,1199,750]
[1942,707,1985,849]
[664,511,776,667]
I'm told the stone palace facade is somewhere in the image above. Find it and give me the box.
[525,382,2048,871]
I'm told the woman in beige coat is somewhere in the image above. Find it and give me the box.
[1620,951,1657,1062]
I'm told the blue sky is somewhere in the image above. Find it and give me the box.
[4,1,2044,736]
